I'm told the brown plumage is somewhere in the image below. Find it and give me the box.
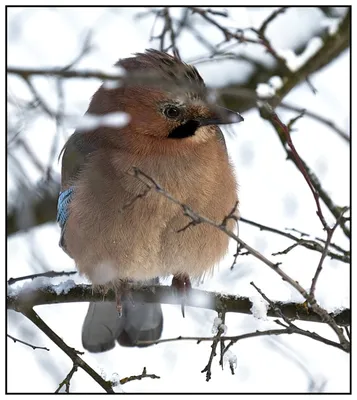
[59,49,242,352]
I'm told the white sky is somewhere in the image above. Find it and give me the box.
[6,6,351,394]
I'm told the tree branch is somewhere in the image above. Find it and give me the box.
[119,367,160,386]
[240,217,349,263]
[7,333,50,352]
[8,270,77,285]
[136,328,346,353]
[310,209,348,297]
[55,364,78,393]
[7,283,350,326]
[19,307,114,393]
[201,312,226,381]
[259,102,350,238]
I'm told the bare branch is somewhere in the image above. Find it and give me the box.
[7,282,350,327]
[261,103,329,230]
[278,102,350,143]
[119,367,160,386]
[137,328,345,353]
[20,307,114,393]
[240,217,349,263]
[259,7,289,36]
[161,8,181,59]
[55,364,78,393]
[201,312,226,381]
[259,102,350,238]
[8,270,77,285]
[8,66,125,81]
[310,207,349,297]
[7,333,50,352]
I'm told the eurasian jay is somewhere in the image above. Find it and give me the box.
[57,49,243,353]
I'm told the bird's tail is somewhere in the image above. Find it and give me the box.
[81,281,163,353]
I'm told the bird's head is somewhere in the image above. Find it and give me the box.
[87,49,243,154]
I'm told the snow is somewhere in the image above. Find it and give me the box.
[256,83,276,98]
[321,17,342,35]
[75,112,130,131]
[53,279,76,295]
[249,295,269,321]
[276,37,324,72]
[211,317,223,334]
[223,350,238,370]
[211,316,227,335]
[268,75,284,90]
[7,277,77,297]
[256,76,284,99]
[110,372,120,387]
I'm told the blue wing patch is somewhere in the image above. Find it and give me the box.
[57,187,74,229]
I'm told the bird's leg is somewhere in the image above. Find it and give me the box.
[171,273,192,318]
[113,280,131,317]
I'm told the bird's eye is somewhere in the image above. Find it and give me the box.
[164,106,181,119]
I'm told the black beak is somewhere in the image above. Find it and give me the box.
[197,106,244,127]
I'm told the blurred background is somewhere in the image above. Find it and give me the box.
[7,6,350,393]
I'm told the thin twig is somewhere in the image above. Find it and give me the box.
[7,333,50,351]
[259,7,289,36]
[310,208,349,297]
[240,217,349,263]
[201,312,226,381]
[8,66,125,81]
[8,270,77,285]
[55,363,78,393]
[119,367,160,385]
[263,103,329,231]
[162,8,181,59]
[138,329,345,352]
[278,102,350,143]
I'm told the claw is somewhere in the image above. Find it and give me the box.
[181,304,185,318]
[114,281,132,318]
[115,287,123,318]
[172,274,191,318]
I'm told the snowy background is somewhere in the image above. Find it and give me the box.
[7,6,350,393]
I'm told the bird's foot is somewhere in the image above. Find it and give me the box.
[171,274,192,318]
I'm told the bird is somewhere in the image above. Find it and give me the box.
[57,49,243,353]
